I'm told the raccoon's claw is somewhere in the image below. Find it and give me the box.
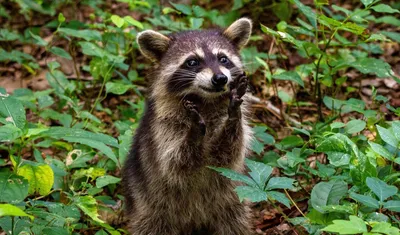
[183,100,206,136]
[228,90,243,120]
[229,72,248,99]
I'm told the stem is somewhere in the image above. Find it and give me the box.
[284,189,307,218]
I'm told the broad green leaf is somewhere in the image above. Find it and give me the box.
[17,164,54,195]
[374,16,400,27]
[49,47,72,60]
[0,91,26,129]
[381,31,400,43]
[105,82,132,95]
[41,127,118,147]
[0,173,29,203]
[0,204,34,220]
[344,119,366,134]
[170,2,192,15]
[366,177,398,202]
[278,135,304,149]
[392,121,400,141]
[234,186,267,202]
[29,31,48,46]
[0,124,23,142]
[265,177,295,190]
[209,167,257,187]
[348,58,393,78]
[310,180,348,213]
[292,0,317,27]
[371,4,400,14]
[322,216,368,234]
[368,141,394,161]
[361,0,374,7]
[79,41,124,63]
[245,159,273,189]
[96,175,121,188]
[371,222,400,235]
[377,125,398,148]
[190,17,204,29]
[250,138,264,155]
[272,71,304,87]
[111,15,125,28]
[383,200,400,212]
[123,16,143,29]
[0,29,19,41]
[58,28,102,41]
[317,133,360,166]
[350,192,380,209]
[118,130,132,164]
[267,191,291,208]
[74,195,104,223]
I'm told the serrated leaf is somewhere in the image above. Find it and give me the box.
[234,186,267,202]
[267,191,291,208]
[49,47,72,60]
[383,200,400,212]
[322,215,368,234]
[111,15,125,28]
[74,195,104,223]
[96,175,121,188]
[209,167,257,187]
[344,119,366,134]
[0,91,26,129]
[245,159,273,189]
[272,71,304,87]
[0,173,29,203]
[0,204,34,220]
[368,141,394,161]
[17,164,54,196]
[371,4,400,14]
[310,180,348,213]
[366,177,398,202]
[377,125,398,148]
[265,177,295,190]
[350,192,380,209]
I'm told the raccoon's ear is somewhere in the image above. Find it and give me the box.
[223,18,252,49]
[137,30,170,61]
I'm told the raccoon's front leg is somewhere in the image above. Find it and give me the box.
[209,73,248,167]
[183,99,206,137]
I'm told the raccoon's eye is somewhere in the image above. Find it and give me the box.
[219,56,230,65]
[186,59,199,67]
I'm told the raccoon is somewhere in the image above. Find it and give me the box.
[122,18,253,235]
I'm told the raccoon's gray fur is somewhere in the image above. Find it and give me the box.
[122,18,253,235]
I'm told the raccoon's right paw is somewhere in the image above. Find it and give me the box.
[183,100,206,136]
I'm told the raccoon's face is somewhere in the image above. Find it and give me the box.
[137,18,252,99]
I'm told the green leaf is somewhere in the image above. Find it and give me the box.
[377,125,398,148]
[209,167,257,187]
[79,41,124,63]
[0,91,26,129]
[0,173,29,203]
[110,15,125,28]
[292,0,317,28]
[350,192,380,209]
[170,2,192,15]
[0,29,19,41]
[123,16,143,29]
[347,58,393,78]
[370,222,400,235]
[245,159,273,189]
[361,0,374,7]
[344,119,366,134]
[322,215,368,234]
[265,177,295,190]
[317,133,359,166]
[366,177,398,202]
[74,195,104,223]
[58,28,102,41]
[278,135,304,149]
[0,204,34,220]
[0,124,23,142]
[251,138,264,155]
[29,31,48,46]
[310,180,348,213]
[58,13,65,23]
[381,31,400,43]
[17,163,54,196]
[105,82,132,95]
[190,17,204,29]
[267,191,291,208]
[368,141,394,161]
[234,186,267,202]
[49,47,72,60]
[96,175,121,188]
[371,4,400,14]
[383,200,400,212]
[391,121,400,141]
[272,71,304,87]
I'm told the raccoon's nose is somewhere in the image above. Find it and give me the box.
[211,74,228,88]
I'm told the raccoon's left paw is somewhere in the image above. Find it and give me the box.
[229,72,248,99]
[183,100,206,135]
